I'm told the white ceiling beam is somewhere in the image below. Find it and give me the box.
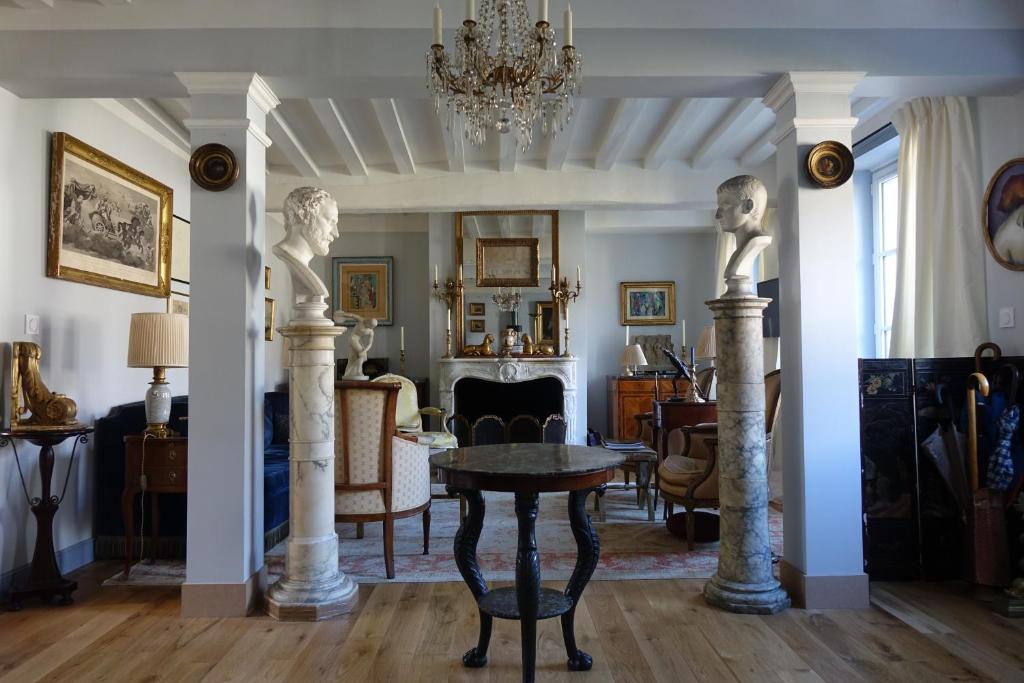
[643,98,705,170]
[498,133,518,173]
[10,0,54,8]
[371,98,416,175]
[95,0,133,5]
[438,115,465,173]
[738,125,776,168]
[129,98,189,149]
[545,104,582,171]
[691,98,765,169]
[267,109,320,178]
[594,99,646,171]
[309,98,367,177]
[851,96,898,124]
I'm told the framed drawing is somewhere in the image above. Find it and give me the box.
[468,319,486,333]
[47,132,172,297]
[620,281,675,325]
[469,302,486,316]
[535,301,559,354]
[982,158,1024,270]
[475,238,539,287]
[264,298,276,341]
[332,256,393,325]
[166,291,190,317]
[170,215,190,286]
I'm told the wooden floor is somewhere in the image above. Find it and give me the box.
[1,562,1022,682]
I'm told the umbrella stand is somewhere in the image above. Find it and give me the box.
[967,372,1010,587]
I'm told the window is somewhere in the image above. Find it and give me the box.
[871,163,899,357]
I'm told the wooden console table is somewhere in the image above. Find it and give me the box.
[122,435,187,579]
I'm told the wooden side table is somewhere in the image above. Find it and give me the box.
[122,435,187,579]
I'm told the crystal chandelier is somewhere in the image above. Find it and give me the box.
[427,0,582,151]
[491,287,522,312]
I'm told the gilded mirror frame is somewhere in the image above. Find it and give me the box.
[455,210,559,356]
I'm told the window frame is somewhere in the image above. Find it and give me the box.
[871,161,899,358]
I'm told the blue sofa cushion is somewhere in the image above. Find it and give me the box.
[265,443,290,462]
[266,391,290,445]
[264,460,291,532]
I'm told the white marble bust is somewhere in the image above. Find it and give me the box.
[717,175,772,298]
[273,187,339,302]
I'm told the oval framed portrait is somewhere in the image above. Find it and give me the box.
[983,158,1024,271]
[805,140,854,189]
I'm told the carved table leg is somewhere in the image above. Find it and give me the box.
[561,487,600,671]
[515,492,541,683]
[449,486,491,668]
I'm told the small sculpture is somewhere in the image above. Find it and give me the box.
[463,334,495,357]
[535,343,555,356]
[273,187,340,321]
[337,312,377,380]
[717,175,772,298]
[521,334,536,356]
[12,342,80,428]
[499,327,517,356]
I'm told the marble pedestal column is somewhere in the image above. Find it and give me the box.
[265,307,358,621]
[702,296,790,615]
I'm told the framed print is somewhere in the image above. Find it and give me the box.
[332,256,393,326]
[982,158,1024,270]
[469,302,486,316]
[535,301,559,354]
[170,215,190,285]
[265,298,276,341]
[166,291,190,317]
[620,281,676,325]
[475,238,539,287]
[264,265,271,290]
[47,132,172,297]
[468,319,486,333]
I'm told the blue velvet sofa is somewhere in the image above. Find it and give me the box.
[93,392,291,559]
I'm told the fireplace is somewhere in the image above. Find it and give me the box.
[438,357,579,442]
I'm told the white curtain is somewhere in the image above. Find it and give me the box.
[889,97,987,358]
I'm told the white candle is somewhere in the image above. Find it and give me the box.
[564,4,573,45]
[458,264,463,282]
[447,308,451,331]
[433,3,442,44]
[681,319,686,348]
[539,0,548,22]
[434,263,439,284]
[564,302,569,329]
[576,264,581,284]
[400,326,405,351]
[551,263,556,283]
[466,0,475,21]
[625,324,630,345]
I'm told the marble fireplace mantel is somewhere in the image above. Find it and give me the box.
[438,357,579,443]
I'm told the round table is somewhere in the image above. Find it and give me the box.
[430,443,623,683]
[0,425,92,609]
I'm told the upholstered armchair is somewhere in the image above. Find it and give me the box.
[372,373,458,449]
[335,380,431,579]
[657,424,719,550]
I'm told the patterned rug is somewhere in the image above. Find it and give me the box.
[104,485,784,586]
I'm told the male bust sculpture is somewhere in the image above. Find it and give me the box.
[717,175,772,298]
[273,187,340,304]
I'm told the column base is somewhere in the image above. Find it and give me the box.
[703,573,791,615]
[265,572,359,621]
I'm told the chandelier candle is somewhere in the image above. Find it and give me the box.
[433,4,442,45]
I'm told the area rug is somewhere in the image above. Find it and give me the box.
[104,486,783,586]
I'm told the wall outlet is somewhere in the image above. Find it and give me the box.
[998,307,1015,329]
[24,314,40,335]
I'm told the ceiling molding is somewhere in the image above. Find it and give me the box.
[371,98,416,175]
[595,98,646,171]
[770,116,859,146]
[183,117,273,148]
[92,98,190,161]
[10,0,54,8]
[310,98,367,176]
[691,98,763,169]
[764,71,865,112]
[267,109,321,177]
[175,72,280,114]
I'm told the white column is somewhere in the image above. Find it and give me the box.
[178,72,278,617]
[764,72,869,609]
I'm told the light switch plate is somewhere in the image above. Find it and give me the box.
[24,314,40,335]
[998,307,1015,328]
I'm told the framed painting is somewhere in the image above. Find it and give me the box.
[166,291,190,317]
[265,298,276,341]
[469,302,486,316]
[982,157,1024,271]
[620,281,676,325]
[332,256,393,326]
[47,132,172,297]
[468,319,486,333]
[535,301,559,354]
[475,238,539,287]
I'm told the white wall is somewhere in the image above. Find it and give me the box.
[584,232,717,434]
[0,92,191,582]
[976,93,1024,356]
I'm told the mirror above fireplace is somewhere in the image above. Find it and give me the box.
[455,211,559,356]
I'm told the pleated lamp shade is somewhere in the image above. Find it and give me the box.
[620,343,648,367]
[127,313,189,368]
[696,325,716,360]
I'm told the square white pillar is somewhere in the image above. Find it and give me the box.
[764,72,869,609]
[177,72,279,617]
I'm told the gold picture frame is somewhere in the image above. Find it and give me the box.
[620,281,676,325]
[468,319,486,333]
[167,291,190,317]
[265,298,276,341]
[468,302,486,316]
[475,237,540,287]
[47,132,173,297]
[535,301,559,354]
[265,265,272,289]
[982,157,1024,271]
[331,256,393,325]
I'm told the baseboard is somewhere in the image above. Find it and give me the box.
[181,565,267,617]
[1,537,94,595]
[780,559,870,609]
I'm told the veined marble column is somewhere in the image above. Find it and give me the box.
[265,315,357,620]
[703,296,790,614]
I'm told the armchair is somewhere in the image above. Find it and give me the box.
[658,424,720,550]
[335,380,431,579]
[372,373,457,448]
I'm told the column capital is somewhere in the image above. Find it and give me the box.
[175,72,280,114]
[763,72,865,113]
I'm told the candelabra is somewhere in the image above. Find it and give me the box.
[432,274,462,358]
[549,272,582,358]
[399,349,407,374]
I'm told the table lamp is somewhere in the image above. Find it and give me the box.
[620,344,648,377]
[696,325,716,367]
[127,312,188,438]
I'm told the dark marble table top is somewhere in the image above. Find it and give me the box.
[430,444,624,478]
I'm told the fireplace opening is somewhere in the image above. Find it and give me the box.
[454,377,564,425]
